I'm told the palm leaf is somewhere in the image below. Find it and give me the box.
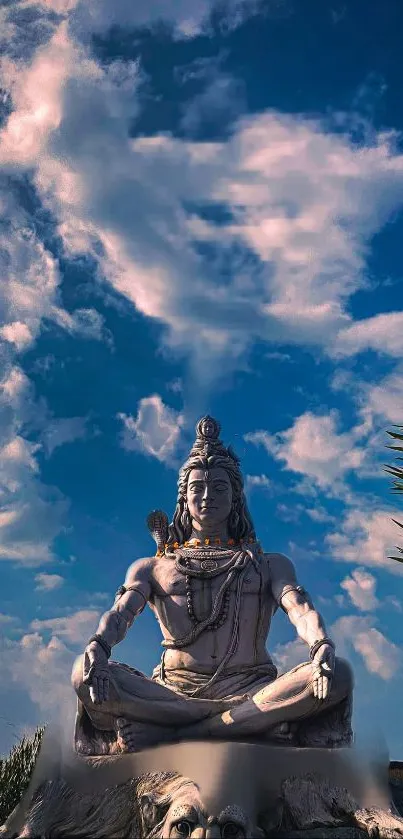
[384,428,403,563]
[0,726,45,824]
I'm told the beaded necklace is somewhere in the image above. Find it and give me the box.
[166,541,261,631]
[181,555,232,630]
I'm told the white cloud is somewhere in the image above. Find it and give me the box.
[272,638,307,674]
[287,542,322,563]
[265,351,294,363]
[360,367,403,427]
[2,11,403,384]
[34,572,65,591]
[53,306,114,346]
[0,192,61,352]
[333,615,402,680]
[245,473,273,490]
[118,394,184,464]
[0,632,76,736]
[41,416,88,456]
[326,508,403,575]
[0,322,33,351]
[0,613,19,625]
[340,567,379,612]
[30,610,99,644]
[385,595,403,613]
[180,73,245,135]
[245,411,365,488]
[69,0,263,40]
[332,312,403,360]
[327,363,403,480]
[0,366,68,566]
[276,502,304,523]
[0,607,100,749]
[305,505,336,524]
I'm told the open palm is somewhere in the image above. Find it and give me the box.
[311,643,335,701]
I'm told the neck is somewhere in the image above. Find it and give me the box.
[190,521,230,543]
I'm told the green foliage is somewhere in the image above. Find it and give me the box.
[384,425,403,563]
[0,726,45,826]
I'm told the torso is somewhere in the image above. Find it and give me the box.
[148,549,278,674]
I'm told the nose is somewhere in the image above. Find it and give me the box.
[202,483,212,502]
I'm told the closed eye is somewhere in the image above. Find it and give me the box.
[221,821,246,838]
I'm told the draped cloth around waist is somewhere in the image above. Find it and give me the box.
[152,659,278,701]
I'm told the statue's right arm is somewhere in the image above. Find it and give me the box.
[89,557,153,654]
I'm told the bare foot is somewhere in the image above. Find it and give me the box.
[116,718,175,753]
[265,722,298,744]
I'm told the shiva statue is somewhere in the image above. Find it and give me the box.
[72,416,354,754]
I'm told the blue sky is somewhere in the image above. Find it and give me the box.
[1,0,403,758]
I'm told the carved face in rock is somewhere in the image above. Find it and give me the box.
[142,784,258,838]
[186,468,233,532]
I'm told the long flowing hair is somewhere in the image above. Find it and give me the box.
[167,451,256,546]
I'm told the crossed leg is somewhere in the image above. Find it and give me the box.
[176,657,354,741]
[71,655,246,753]
[71,655,353,753]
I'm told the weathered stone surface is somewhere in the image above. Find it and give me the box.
[2,766,403,838]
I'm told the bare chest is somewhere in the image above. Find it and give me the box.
[150,555,268,600]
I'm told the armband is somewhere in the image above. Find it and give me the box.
[309,637,335,660]
[114,584,148,615]
[88,634,111,658]
[279,584,310,612]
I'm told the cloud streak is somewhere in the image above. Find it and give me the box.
[118,395,184,464]
[245,411,366,489]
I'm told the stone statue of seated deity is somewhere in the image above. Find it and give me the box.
[71,416,354,755]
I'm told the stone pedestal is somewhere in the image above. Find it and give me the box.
[2,746,403,839]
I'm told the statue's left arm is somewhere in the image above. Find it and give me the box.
[267,552,336,700]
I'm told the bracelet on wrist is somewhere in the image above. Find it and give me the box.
[88,634,111,659]
[309,637,335,661]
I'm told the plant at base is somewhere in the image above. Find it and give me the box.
[0,725,45,825]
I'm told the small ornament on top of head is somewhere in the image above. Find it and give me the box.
[196,415,221,442]
[192,416,225,459]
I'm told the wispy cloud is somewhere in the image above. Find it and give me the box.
[340,567,379,612]
[272,638,307,674]
[245,473,273,491]
[332,312,403,360]
[0,613,19,626]
[245,411,365,489]
[326,508,403,574]
[0,367,68,567]
[0,606,100,748]
[41,416,88,457]
[29,610,100,645]
[34,573,65,592]
[273,614,402,683]
[333,615,402,680]
[118,394,184,465]
[2,13,403,387]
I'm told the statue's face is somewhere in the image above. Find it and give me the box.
[201,418,215,438]
[187,468,233,529]
[163,789,249,838]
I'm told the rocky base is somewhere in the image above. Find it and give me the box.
[2,767,403,838]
